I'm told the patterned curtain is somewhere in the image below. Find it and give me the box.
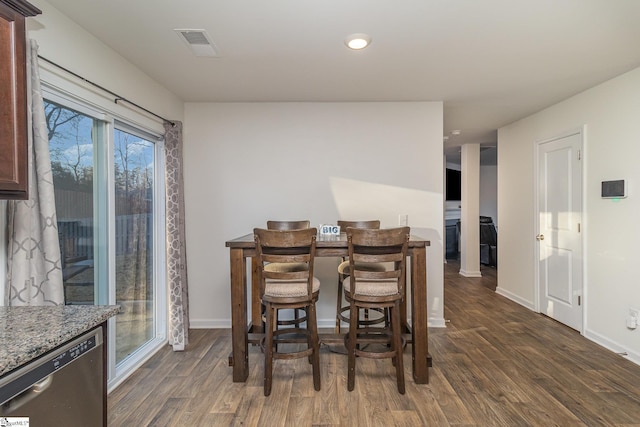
[5,41,63,306]
[164,121,190,350]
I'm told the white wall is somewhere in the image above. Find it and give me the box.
[183,102,445,328]
[498,66,640,364]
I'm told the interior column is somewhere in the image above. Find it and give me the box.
[460,143,482,277]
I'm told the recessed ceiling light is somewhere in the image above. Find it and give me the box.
[451,130,462,135]
[443,136,449,141]
[345,33,371,50]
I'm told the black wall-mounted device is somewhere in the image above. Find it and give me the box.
[601,180,626,198]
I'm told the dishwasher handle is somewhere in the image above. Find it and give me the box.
[1,375,53,412]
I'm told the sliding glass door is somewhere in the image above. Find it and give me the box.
[45,99,165,381]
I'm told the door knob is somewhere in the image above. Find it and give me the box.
[536,234,545,241]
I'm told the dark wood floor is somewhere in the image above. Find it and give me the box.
[108,263,640,426]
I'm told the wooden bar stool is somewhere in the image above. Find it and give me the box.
[254,227,321,396]
[335,220,386,333]
[343,226,410,394]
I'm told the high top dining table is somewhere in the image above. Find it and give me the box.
[225,232,430,384]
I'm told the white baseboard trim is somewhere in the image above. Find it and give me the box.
[459,269,482,278]
[190,318,231,329]
[584,328,640,367]
[319,319,340,329]
[428,317,447,328]
[495,287,536,311]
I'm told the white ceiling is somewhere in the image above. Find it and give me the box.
[43,0,640,159]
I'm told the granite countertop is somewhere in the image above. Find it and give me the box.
[0,305,120,376]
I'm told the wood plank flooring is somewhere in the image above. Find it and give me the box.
[108,263,640,426]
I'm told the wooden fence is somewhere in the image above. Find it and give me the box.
[58,214,152,267]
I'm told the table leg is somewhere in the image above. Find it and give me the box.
[230,248,248,382]
[411,246,429,384]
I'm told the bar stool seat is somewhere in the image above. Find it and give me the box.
[264,276,320,297]
[336,260,387,330]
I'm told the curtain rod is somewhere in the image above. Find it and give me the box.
[37,55,176,127]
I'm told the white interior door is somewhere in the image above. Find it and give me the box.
[537,131,583,331]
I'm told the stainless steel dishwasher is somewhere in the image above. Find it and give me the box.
[0,326,104,426]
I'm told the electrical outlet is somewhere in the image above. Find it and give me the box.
[398,214,408,226]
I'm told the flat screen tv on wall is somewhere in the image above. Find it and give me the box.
[446,168,461,201]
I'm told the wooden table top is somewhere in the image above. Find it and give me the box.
[226,233,430,248]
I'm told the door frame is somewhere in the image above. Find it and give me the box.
[534,127,586,333]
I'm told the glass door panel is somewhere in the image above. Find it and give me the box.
[113,128,156,364]
[45,100,97,305]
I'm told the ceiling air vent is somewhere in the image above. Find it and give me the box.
[175,29,219,57]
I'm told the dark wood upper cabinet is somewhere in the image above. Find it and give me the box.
[0,0,41,200]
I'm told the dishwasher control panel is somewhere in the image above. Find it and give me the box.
[52,334,97,371]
